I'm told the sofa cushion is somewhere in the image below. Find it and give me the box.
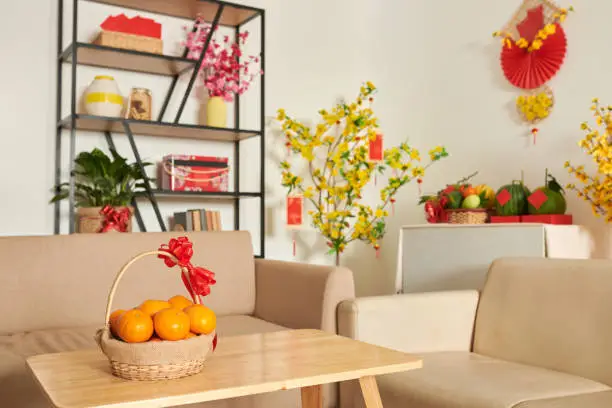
[474,258,612,386]
[0,231,256,334]
[343,352,610,408]
[0,315,289,408]
[514,391,612,407]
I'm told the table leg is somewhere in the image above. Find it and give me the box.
[301,384,323,408]
[359,376,383,408]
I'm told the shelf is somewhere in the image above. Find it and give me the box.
[62,43,194,76]
[137,190,262,200]
[86,0,262,26]
[60,115,260,142]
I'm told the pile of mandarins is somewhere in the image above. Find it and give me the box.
[109,295,216,343]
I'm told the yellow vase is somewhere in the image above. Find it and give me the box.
[207,96,227,128]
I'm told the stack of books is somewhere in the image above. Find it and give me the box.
[173,209,222,231]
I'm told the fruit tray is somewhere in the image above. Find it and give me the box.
[96,249,215,381]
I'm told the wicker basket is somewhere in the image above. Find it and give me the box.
[446,209,488,224]
[96,250,215,381]
[94,30,163,54]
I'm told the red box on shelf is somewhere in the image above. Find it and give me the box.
[160,154,229,192]
[490,215,521,223]
[521,214,573,225]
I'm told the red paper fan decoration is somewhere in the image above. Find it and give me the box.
[501,23,567,89]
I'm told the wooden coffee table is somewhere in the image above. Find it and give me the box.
[27,329,421,408]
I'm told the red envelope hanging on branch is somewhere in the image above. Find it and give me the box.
[368,133,384,162]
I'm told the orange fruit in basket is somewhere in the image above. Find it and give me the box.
[139,299,172,317]
[149,335,162,342]
[116,309,154,343]
[109,309,126,337]
[184,304,216,335]
[168,295,193,310]
[154,308,190,341]
[185,332,197,339]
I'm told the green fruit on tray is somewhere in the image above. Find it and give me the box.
[462,194,481,209]
[447,190,463,209]
[528,173,567,215]
[495,181,531,216]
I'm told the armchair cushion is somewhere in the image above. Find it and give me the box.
[341,352,609,408]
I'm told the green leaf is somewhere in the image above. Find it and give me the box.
[547,174,564,194]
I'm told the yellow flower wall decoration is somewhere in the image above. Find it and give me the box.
[565,98,612,221]
[277,82,448,263]
[516,87,554,123]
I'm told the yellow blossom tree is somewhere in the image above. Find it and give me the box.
[565,98,612,221]
[278,82,448,264]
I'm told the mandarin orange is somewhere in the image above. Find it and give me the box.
[168,295,193,310]
[184,304,216,335]
[154,308,190,341]
[116,309,154,343]
[109,309,126,337]
[139,299,172,317]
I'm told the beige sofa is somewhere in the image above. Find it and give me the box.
[0,231,354,407]
[339,257,612,408]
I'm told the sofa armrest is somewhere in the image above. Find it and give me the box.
[253,259,355,333]
[338,290,479,353]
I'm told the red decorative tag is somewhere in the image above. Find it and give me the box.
[496,189,511,206]
[528,189,548,209]
[287,195,303,227]
[368,133,383,162]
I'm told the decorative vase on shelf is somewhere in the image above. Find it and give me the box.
[84,75,124,117]
[206,96,227,127]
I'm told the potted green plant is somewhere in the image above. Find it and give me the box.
[50,148,153,233]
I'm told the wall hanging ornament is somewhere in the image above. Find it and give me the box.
[515,85,554,144]
[493,0,573,144]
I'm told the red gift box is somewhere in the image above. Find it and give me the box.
[161,155,229,192]
[521,214,573,225]
[101,14,162,39]
[490,215,521,223]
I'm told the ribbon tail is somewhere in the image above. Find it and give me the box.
[181,269,197,303]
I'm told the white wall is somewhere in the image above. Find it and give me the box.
[0,0,610,295]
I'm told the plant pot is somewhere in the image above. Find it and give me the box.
[84,75,124,117]
[77,206,134,233]
[206,96,227,128]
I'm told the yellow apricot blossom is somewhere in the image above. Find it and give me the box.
[278,82,448,263]
[566,98,612,219]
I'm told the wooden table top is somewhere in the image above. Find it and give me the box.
[27,329,422,408]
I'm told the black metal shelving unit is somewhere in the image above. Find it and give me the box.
[54,0,266,257]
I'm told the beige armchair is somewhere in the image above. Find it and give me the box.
[339,257,612,408]
[0,231,355,408]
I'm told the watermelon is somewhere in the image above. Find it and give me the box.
[495,181,531,216]
[528,174,567,215]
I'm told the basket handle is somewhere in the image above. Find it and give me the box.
[104,250,200,328]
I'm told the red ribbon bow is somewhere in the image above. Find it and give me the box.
[98,206,130,233]
[158,237,216,301]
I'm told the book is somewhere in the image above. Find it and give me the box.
[185,211,193,231]
[215,211,222,231]
[199,209,208,231]
[173,212,187,231]
[210,210,218,231]
[190,210,202,232]
[206,211,213,231]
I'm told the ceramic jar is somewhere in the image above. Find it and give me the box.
[84,75,124,117]
[206,96,227,127]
